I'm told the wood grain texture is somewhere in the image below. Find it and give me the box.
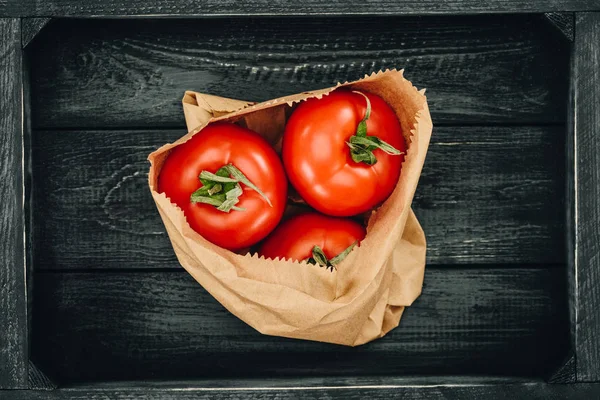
[53,376,533,389]
[565,22,578,379]
[3,0,600,17]
[21,41,35,383]
[31,268,568,383]
[3,384,600,400]
[21,17,51,49]
[30,126,565,270]
[0,18,27,389]
[573,12,600,383]
[28,15,570,129]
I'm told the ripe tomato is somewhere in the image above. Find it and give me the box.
[282,89,405,217]
[158,122,287,251]
[258,212,366,269]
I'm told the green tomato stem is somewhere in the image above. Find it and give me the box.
[347,90,403,166]
[190,164,272,213]
[306,241,358,271]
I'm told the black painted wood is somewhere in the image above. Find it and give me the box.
[21,36,35,385]
[11,6,589,394]
[4,383,600,400]
[0,17,27,390]
[31,268,568,383]
[3,0,600,17]
[21,18,51,49]
[30,126,565,270]
[565,16,578,380]
[50,376,533,389]
[573,12,600,383]
[565,19,577,379]
[28,16,569,129]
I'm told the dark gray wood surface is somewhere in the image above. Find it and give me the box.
[41,375,535,388]
[31,268,568,383]
[565,19,578,378]
[28,16,569,129]
[3,383,600,400]
[10,8,587,392]
[0,17,27,390]
[573,12,600,383]
[31,126,565,270]
[21,39,35,391]
[3,0,600,17]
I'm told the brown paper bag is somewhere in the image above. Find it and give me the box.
[148,70,433,346]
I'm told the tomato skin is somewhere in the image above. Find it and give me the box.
[258,212,366,262]
[157,122,287,251]
[282,90,405,217]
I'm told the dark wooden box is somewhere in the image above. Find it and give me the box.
[2,2,600,399]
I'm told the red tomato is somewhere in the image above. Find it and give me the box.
[282,89,405,217]
[158,122,287,251]
[258,212,366,267]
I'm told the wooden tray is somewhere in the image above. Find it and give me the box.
[1,3,599,399]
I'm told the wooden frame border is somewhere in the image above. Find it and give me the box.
[571,11,600,383]
[0,17,27,390]
[2,381,600,399]
[1,1,600,17]
[1,7,599,397]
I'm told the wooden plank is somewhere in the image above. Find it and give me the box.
[42,376,535,389]
[565,20,578,378]
[28,16,570,128]
[415,126,565,265]
[573,12,600,383]
[3,383,600,400]
[31,268,569,382]
[30,125,565,270]
[21,33,35,390]
[3,0,600,17]
[0,18,27,389]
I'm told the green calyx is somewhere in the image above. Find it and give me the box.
[190,164,272,213]
[306,241,358,272]
[346,90,404,166]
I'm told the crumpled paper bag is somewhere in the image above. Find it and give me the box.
[148,70,433,346]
